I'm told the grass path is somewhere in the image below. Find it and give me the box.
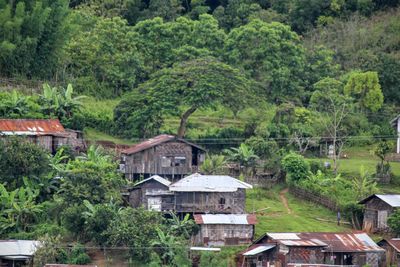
[279,188,292,214]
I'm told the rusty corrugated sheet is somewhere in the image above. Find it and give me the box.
[121,134,206,155]
[386,238,400,252]
[0,119,65,135]
[194,214,204,224]
[266,232,384,252]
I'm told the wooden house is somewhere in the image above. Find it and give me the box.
[169,173,253,214]
[120,134,206,180]
[378,238,400,266]
[0,119,85,154]
[238,232,385,267]
[359,194,400,232]
[192,214,256,246]
[127,175,174,211]
[127,173,253,214]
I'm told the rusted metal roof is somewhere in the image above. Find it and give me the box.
[359,194,400,207]
[382,238,400,253]
[169,173,253,192]
[0,119,66,136]
[194,214,257,225]
[121,134,206,155]
[262,232,384,252]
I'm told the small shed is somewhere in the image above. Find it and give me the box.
[0,240,40,267]
[359,194,400,232]
[169,173,253,214]
[0,119,85,153]
[192,214,257,246]
[378,238,400,266]
[120,134,206,180]
[127,175,174,211]
[238,232,385,267]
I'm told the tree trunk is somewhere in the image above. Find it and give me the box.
[177,106,197,138]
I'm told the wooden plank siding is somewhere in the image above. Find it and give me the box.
[123,141,204,180]
[193,224,254,246]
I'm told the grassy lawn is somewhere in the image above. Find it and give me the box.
[246,186,350,238]
[84,128,135,145]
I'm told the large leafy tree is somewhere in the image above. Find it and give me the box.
[344,71,384,112]
[65,16,144,97]
[0,0,69,78]
[115,57,250,138]
[224,19,306,102]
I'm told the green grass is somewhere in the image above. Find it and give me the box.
[246,186,350,238]
[84,128,135,145]
[81,97,120,119]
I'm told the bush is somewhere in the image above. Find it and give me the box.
[61,205,86,240]
[68,244,91,265]
[388,210,400,235]
[281,152,310,183]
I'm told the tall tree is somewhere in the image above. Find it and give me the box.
[224,19,306,102]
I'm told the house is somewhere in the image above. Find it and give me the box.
[0,240,40,267]
[391,115,400,154]
[169,173,253,214]
[127,175,174,211]
[378,238,400,266]
[359,194,400,232]
[120,134,206,180]
[192,214,257,246]
[237,232,385,267]
[0,119,85,153]
[127,173,253,214]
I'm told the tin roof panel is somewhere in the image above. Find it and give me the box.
[0,119,65,135]
[169,173,252,192]
[194,214,257,225]
[0,240,40,257]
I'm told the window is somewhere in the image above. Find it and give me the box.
[174,156,186,166]
[219,198,226,208]
[161,156,172,167]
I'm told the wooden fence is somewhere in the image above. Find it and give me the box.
[289,186,338,211]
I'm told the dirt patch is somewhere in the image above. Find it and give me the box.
[279,188,292,214]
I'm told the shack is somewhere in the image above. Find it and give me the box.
[0,119,85,153]
[238,232,385,267]
[120,134,206,180]
[378,238,400,266]
[0,240,40,267]
[192,214,257,246]
[127,175,174,211]
[359,194,400,232]
[169,173,253,214]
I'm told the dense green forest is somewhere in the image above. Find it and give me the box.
[1,0,400,266]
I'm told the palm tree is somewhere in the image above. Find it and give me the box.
[151,228,186,266]
[224,143,259,177]
[1,90,30,117]
[200,154,226,174]
[77,145,111,166]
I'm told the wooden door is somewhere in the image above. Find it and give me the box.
[377,210,388,229]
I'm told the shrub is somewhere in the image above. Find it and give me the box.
[388,209,400,236]
[281,152,310,183]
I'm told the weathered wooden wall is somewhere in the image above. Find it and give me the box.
[128,180,173,210]
[193,224,254,246]
[363,197,394,232]
[123,141,205,179]
[174,189,246,214]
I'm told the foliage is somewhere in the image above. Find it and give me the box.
[224,143,259,177]
[344,71,384,112]
[33,234,68,267]
[200,155,227,175]
[281,152,310,183]
[0,138,51,189]
[351,166,378,200]
[388,209,400,236]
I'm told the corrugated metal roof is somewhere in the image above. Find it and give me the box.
[121,134,206,155]
[265,232,383,252]
[0,119,66,136]
[194,214,257,225]
[384,238,400,253]
[169,173,253,192]
[0,240,40,257]
[243,245,276,256]
[133,175,171,187]
[359,194,400,207]
[280,240,327,247]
